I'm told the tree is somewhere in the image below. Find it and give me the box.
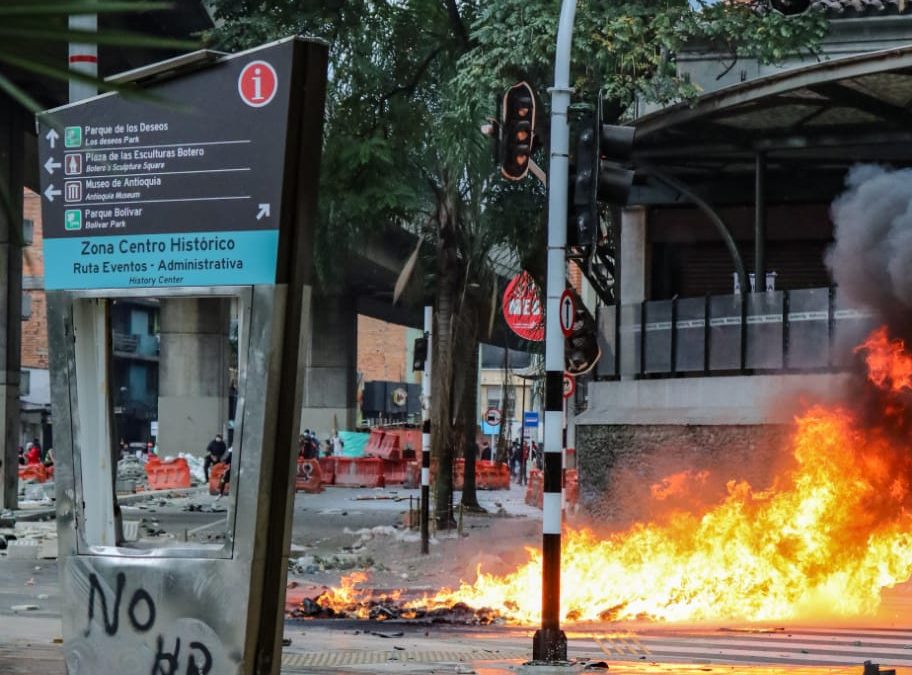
[206,0,826,526]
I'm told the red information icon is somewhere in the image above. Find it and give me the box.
[238,61,278,108]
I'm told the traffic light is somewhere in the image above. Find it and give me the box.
[569,112,636,250]
[412,336,428,371]
[564,289,601,376]
[500,82,536,181]
[768,0,811,15]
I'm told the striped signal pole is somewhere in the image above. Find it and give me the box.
[532,0,576,663]
[420,306,433,555]
[69,8,98,102]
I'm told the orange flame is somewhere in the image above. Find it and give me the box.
[414,406,912,624]
[325,328,912,626]
[855,326,912,392]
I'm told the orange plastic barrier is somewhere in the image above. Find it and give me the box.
[333,457,385,488]
[318,456,335,485]
[453,458,465,491]
[376,434,402,460]
[476,460,510,490]
[382,458,408,485]
[208,462,230,496]
[403,461,421,489]
[525,469,543,508]
[364,429,386,456]
[295,458,324,493]
[145,457,191,490]
[18,464,48,484]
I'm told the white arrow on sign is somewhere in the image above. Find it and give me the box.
[43,184,61,202]
[45,129,59,149]
[44,157,61,175]
[256,203,271,220]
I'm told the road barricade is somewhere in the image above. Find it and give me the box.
[333,457,385,488]
[295,458,324,493]
[318,456,335,485]
[526,469,543,508]
[145,457,191,491]
[364,429,386,456]
[453,458,465,491]
[18,464,48,484]
[382,458,408,485]
[476,460,510,490]
[208,462,230,495]
[403,461,421,488]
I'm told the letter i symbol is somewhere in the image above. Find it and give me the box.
[252,68,263,101]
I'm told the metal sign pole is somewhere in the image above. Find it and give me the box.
[421,305,433,554]
[532,0,576,662]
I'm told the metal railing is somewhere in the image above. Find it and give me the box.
[597,287,878,379]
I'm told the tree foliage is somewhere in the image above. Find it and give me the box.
[206,0,827,520]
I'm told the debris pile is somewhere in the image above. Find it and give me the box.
[116,454,147,489]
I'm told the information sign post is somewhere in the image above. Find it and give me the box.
[41,38,328,675]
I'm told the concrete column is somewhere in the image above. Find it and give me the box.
[620,206,648,305]
[299,292,357,439]
[157,298,230,457]
[0,95,23,510]
[620,206,648,380]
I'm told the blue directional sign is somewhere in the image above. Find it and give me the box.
[37,41,300,290]
[523,411,540,428]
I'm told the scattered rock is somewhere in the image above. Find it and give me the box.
[11,604,39,612]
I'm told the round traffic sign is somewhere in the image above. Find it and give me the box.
[562,373,575,399]
[559,289,575,337]
[502,271,544,342]
[238,60,278,108]
[484,408,502,426]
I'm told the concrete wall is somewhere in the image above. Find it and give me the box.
[576,373,849,425]
[576,423,792,528]
[574,373,850,526]
[157,298,230,456]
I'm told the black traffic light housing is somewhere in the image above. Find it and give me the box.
[564,289,601,376]
[768,0,811,15]
[412,336,428,371]
[569,108,636,251]
[500,82,536,181]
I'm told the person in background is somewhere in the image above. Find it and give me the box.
[332,431,344,456]
[43,447,55,468]
[480,441,492,462]
[17,446,25,466]
[204,433,228,482]
[119,439,129,459]
[25,442,41,465]
[323,438,333,457]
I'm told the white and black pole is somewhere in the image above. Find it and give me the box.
[420,306,433,555]
[532,0,575,662]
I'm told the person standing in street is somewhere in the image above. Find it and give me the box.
[204,433,228,482]
[332,431,344,456]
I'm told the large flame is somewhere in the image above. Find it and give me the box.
[325,328,912,626]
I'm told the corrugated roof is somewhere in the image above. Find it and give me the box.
[813,0,912,17]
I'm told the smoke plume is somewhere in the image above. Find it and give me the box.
[828,165,912,335]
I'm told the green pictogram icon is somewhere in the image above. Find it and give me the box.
[64,126,82,148]
[64,209,82,231]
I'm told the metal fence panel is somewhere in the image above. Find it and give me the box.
[620,303,641,377]
[644,300,673,374]
[675,297,706,372]
[709,294,742,371]
[746,291,783,369]
[787,287,829,369]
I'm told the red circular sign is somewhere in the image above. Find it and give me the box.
[502,271,544,342]
[238,61,278,108]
